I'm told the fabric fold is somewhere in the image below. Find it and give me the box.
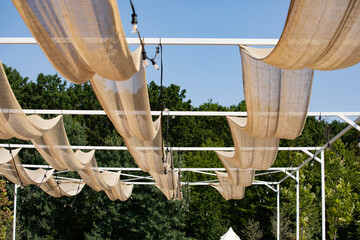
[0,148,84,197]
[211,172,245,201]
[12,0,139,83]
[217,117,279,171]
[240,48,314,139]
[11,0,189,199]
[241,0,360,70]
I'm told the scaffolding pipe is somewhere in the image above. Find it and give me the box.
[277,184,280,240]
[2,109,358,117]
[296,170,300,240]
[321,150,326,240]
[12,184,18,240]
[0,37,279,46]
[0,143,321,152]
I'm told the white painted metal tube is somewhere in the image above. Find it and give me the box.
[15,109,360,117]
[321,150,326,240]
[296,171,300,240]
[12,184,18,240]
[277,184,280,240]
[0,144,321,151]
[0,37,279,46]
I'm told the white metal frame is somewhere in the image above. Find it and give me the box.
[1,37,359,240]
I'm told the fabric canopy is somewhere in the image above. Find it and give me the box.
[0,148,84,197]
[240,48,314,140]
[242,0,360,70]
[1,60,133,200]
[217,117,279,171]
[12,0,177,198]
[214,44,314,200]
[76,150,134,201]
[12,0,139,84]
[211,173,245,201]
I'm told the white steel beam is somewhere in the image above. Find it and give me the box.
[296,170,300,240]
[277,184,280,240]
[12,184,18,240]
[0,143,321,152]
[278,116,360,184]
[321,150,326,240]
[0,37,279,46]
[301,150,322,163]
[11,109,360,117]
[338,114,360,132]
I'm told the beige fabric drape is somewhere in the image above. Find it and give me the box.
[76,150,133,201]
[242,0,360,70]
[217,117,279,171]
[0,60,61,140]
[155,170,182,200]
[12,0,176,198]
[0,148,84,197]
[1,60,133,200]
[240,48,314,139]
[215,46,314,200]
[211,173,245,201]
[12,0,139,84]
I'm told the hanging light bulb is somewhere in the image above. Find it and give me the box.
[131,13,138,33]
[340,157,344,165]
[143,59,149,67]
[358,137,360,148]
[311,160,314,166]
[318,115,322,123]
[155,46,160,59]
[153,64,160,70]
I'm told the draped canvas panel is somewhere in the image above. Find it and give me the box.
[211,173,245,201]
[1,59,134,200]
[217,117,279,171]
[240,48,314,139]
[12,0,139,84]
[30,115,87,171]
[91,56,173,184]
[40,178,85,198]
[0,148,84,197]
[241,0,360,70]
[76,150,133,201]
[0,60,61,140]
[13,0,174,196]
[105,182,133,201]
[155,170,182,200]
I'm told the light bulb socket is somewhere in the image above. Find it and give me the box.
[131,13,138,25]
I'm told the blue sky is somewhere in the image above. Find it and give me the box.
[0,0,359,112]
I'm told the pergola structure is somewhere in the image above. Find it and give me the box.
[1,37,360,240]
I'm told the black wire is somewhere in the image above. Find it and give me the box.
[159,42,165,164]
[31,165,51,196]
[129,0,136,14]
[69,180,82,207]
[8,144,23,187]
[320,117,342,159]
[176,151,182,199]
[55,178,63,197]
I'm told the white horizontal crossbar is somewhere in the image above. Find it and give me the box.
[15,109,360,117]
[0,143,321,152]
[0,37,279,46]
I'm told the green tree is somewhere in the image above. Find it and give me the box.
[0,179,12,239]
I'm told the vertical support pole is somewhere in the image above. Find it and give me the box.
[277,184,280,240]
[321,150,326,240]
[13,184,18,240]
[296,170,300,240]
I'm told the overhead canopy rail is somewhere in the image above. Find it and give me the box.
[0,37,279,46]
